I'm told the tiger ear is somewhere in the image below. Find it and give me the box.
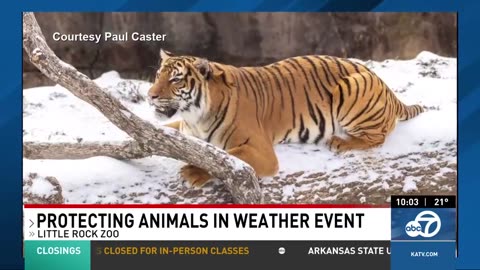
[159,49,173,60]
[194,58,211,79]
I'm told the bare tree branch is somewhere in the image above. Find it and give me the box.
[23,141,149,160]
[22,12,263,204]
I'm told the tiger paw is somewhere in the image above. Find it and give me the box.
[329,136,348,153]
[180,165,212,188]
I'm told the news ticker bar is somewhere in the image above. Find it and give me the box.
[391,195,456,208]
[25,240,390,270]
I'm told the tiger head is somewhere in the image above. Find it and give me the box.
[148,49,213,119]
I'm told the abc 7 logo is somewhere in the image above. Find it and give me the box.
[405,211,441,238]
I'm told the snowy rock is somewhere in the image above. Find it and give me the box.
[23,173,64,204]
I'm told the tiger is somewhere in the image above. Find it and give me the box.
[148,49,424,187]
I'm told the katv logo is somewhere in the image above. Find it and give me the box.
[404,211,441,238]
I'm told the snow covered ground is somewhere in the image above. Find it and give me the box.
[23,52,457,204]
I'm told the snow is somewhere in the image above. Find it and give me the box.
[28,176,56,198]
[359,197,367,204]
[23,52,457,204]
[402,177,418,193]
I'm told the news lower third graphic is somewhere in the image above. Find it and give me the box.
[391,195,456,270]
[22,198,457,270]
[23,205,391,270]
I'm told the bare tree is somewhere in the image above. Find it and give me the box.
[22,12,263,204]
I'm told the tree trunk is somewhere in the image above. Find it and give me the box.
[22,12,263,204]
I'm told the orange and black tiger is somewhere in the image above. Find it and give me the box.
[148,49,424,187]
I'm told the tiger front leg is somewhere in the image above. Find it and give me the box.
[227,140,279,178]
[180,138,278,188]
[180,165,212,188]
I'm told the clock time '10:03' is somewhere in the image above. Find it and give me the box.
[395,198,419,207]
